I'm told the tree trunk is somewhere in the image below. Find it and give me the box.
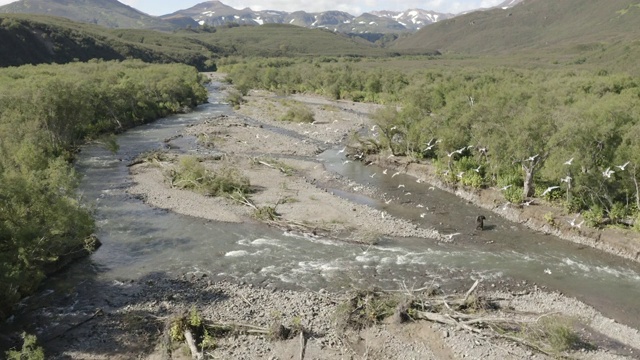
[522,165,535,198]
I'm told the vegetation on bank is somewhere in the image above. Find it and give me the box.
[0,60,208,320]
[222,58,640,231]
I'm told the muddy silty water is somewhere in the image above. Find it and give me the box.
[12,82,640,332]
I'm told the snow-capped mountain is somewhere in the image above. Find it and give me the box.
[162,1,456,33]
[370,9,454,31]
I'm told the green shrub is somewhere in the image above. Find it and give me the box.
[280,102,315,123]
[503,186,524,204]
[460,172,483,189]
[225,89,245,108]
[168,156,250,196]
[583,205,604,227]
[5,333,44,360]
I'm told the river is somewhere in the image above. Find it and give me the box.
[9,82,640,333]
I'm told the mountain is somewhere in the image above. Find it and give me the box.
[161,1,452,34]
[393,0,640,55]
[0,0,181,30]
[370,9,454,31]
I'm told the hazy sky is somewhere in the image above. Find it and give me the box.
[0,0,505,16]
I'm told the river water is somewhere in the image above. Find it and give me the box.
[17,82,640,330]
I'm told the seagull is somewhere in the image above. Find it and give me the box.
[342,160,351,164]
[387,154,395,159]
[474,165,481,173]
[404,192,412,196]
[383,169,388,175]
[428,186,435,190]
[541,186,560,197]
[424,144,436,151]
[568,218,584,228]
[420,213,427,218]
[500,185,512,191]
[526,154,539,162]
[370,125,377,132]
[370,173,377,178]
[416,204,424,208]
[398,184,405,188]
[564,157,574,165]
[338,147,346,153]
[602,167,615,178]
[355,153,364,159]
[447,150,457,158]
[616,161,630,171]
[443,232,461,240]
[522,199,535,206]
[456,171,465,178]
[544,268,552,275]
[455,146,467,154]
[560,176,572,183]
[390,125,397,130]
[416,179,423,183]
[392,171,401,178]
[385,199,392,204]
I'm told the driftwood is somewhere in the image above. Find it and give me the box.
[184,329,203,360]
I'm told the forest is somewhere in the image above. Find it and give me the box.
[0,60,208,319]
[221,58,640,230]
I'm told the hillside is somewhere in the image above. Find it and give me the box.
[0,14,400,69]
[0,14,217,69]
[0,0,183,30]
[393,0,640,57]
[183,24,393,57]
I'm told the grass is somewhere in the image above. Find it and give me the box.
[280,101,315,123]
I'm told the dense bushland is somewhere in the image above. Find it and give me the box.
[0,60,208,319]
[222,58,640,229]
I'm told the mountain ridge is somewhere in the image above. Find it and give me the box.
[0,0,525,34]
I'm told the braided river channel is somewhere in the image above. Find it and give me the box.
[15,82,640,331]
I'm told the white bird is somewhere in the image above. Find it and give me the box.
[455,146,466,154]
[541,186,560,197]
[370,125,377,132]
[387,154,395,159]
[355,153,364,159]
[456,171,465,178]
[602,167,615,178]
[560,176,572,183]
[428,186,435,191]
[392,171,401,178]
[500,185,512,191]
[342,160,351,164]
[616,161,630,171]
[522,199,535,206]
[424,144,436,151]
[416,179,423,183]
[370,173,377,178]
[338,147,346,153]
[398,184,405,188]
[474,165,481,173]
[385,199,392,204]
[404,192,412,196]
[416,204,424,208]
[420,213,427,218]
[544,268,552,275]
[443,232,461,240]
[526,154,539,162]
[447,151,457,158]
[383,169,388,175]
[568,218,584,228]
[564,157,574,165]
